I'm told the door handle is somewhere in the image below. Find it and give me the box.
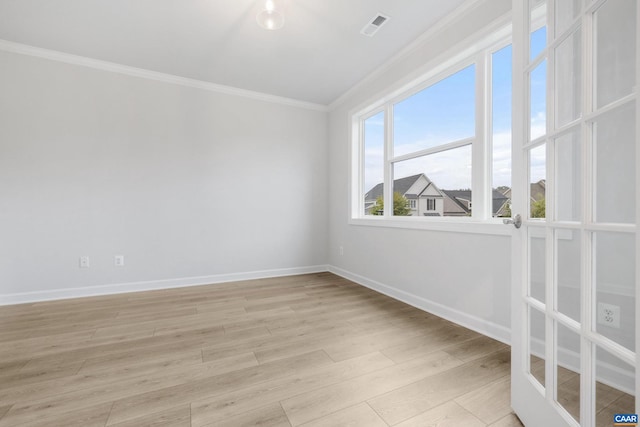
[503,214,522,229]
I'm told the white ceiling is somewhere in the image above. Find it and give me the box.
[0,0,467,105]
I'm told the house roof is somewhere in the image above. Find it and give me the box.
[364,173,424,201]
[530,180,546,201]
[442,189,509,215]
[443,190,471,215]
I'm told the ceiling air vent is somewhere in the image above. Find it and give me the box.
[360,13,390,37]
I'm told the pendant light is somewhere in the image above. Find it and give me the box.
[256,0,284,30]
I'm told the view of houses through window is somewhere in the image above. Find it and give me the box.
[359,28,549,220]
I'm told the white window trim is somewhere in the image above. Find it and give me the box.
[349,17,513,236]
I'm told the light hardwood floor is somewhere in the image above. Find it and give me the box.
[0,272,522,426]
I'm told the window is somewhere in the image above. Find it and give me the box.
[353,26,512,225]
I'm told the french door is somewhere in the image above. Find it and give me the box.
[511,0,638,426]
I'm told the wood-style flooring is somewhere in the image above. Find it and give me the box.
[0,272,521,426]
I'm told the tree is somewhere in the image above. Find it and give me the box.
[531,197,545,218]
[502,202,512,218]
[370,192,411,216]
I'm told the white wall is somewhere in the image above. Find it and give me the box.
[328,0,513,343]
[0,50,328,303]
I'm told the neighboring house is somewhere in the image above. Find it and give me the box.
[365,173,513,217]
[499,179,546,216]
[364,174,446,216]
[443,189,511,217]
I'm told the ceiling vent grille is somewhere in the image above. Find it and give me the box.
[360,13,390,37]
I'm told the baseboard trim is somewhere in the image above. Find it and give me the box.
[0,265,330,306]
[328,265,511,345]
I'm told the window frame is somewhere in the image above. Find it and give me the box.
[349,21,514,235]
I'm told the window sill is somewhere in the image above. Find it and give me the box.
[348,216,513,236]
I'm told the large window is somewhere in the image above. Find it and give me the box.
[354,28,513,225]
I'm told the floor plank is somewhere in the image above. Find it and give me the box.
[366,349,510,425]
[394,400,485,427]
[454,376,512,424]
[279,350,463,426]
[190,351,395,427]
[298,403,387,427]
[202,403,291,427]
[109,405,191,427]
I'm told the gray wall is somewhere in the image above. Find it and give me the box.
[0,50,328,302]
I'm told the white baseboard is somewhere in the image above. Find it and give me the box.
[328,265,511,345]
[0,265,330,306]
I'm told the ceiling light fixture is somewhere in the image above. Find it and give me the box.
[257,0,284,30]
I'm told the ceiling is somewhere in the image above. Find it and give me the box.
[0,0,467,105]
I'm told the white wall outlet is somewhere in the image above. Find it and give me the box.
[114,255,125,267]
[339,246,344,256]
[597,302,620,328]
[79,256,90,268]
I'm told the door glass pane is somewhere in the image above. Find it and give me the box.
[594,103,636,224]
[556,323,581,423]
[530,61,547,141]
[529,227,546,304]
[594,232,635,352]
[530,0,547,60]
[595,346,635,426]
[492,44,513,217]
[529,144,546,219]
[594,0,637,108]
[557,229,581,322]
[529,307,546,387]
[555,30,582,127]
[363,111,385,216]
[393,65,475,156]
[392,146,471,217]
[556,129,581,222]
[555,0,581,36]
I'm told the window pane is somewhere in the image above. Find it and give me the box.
[594,103,636,224]
[555,29,581,127]
[557,229,581,323]
[529,306,546,387]
[529,227,546,304]
[393,65,475,157]
[363,111,385,216]
[529,144,546,219]
[556,323,581,423]
[492,45,512,217]
[530,60,547,141]
[530,0,547,61]
[594,231,635,352]
[595,346,635,426]
[555,129,581,222]
[392,145,471,217]
[530,27,547,61]
[594,0,637,108]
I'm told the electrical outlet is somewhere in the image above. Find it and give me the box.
[597,302,620,328]
[79,256,90,268]
[114,255,125,267]
[339,246,344,256]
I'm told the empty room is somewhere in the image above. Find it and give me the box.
[0,0,637,426]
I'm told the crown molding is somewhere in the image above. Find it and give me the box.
[0,39,328,112]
